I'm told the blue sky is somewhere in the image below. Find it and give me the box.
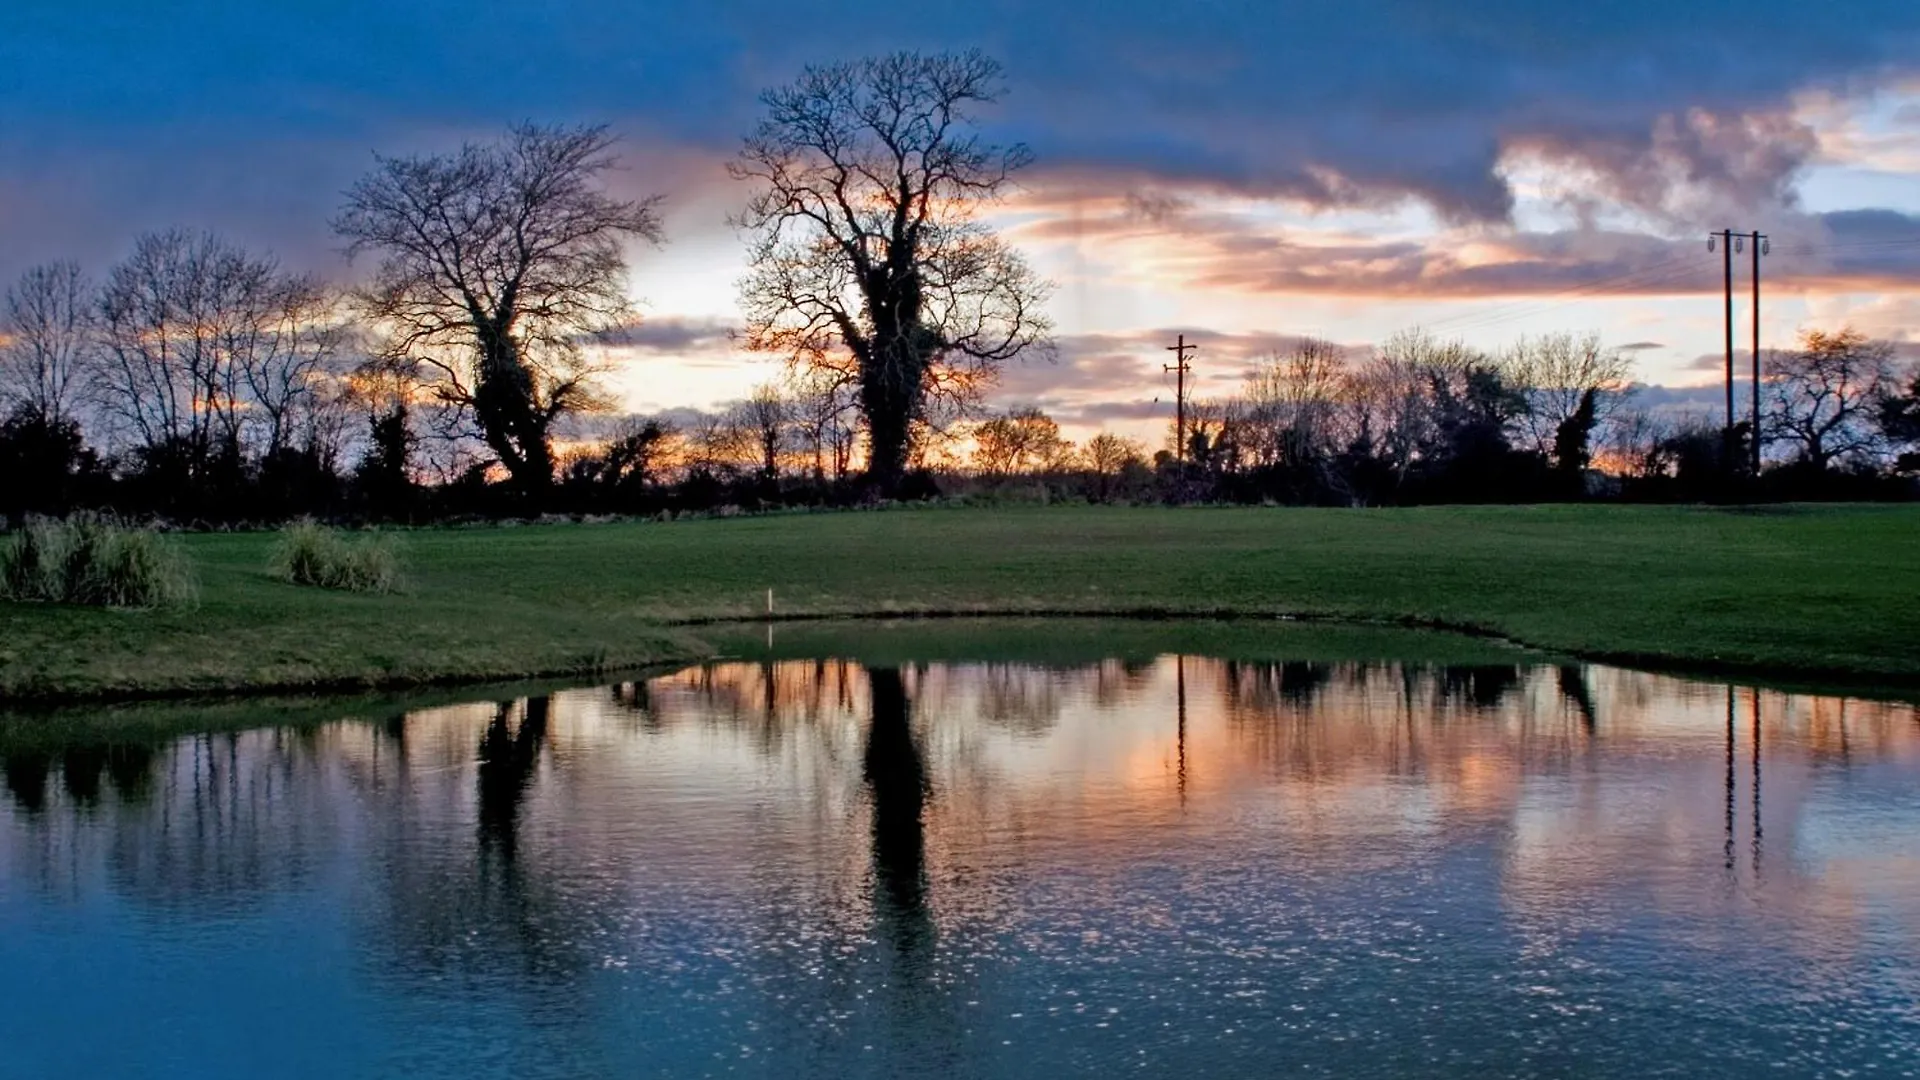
[5,1,1920,438]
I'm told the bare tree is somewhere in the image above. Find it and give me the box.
[96,230,292,469]
[683,407,750,477]
[239,276,350,459]
[1881,367,1920,464]
[1,261,96,425]
[732,383,793,479]
[1764,327,1897,470]
[788,365,860,481]
[1244,338,1345,467]
[1350,330,1463,484]
[971,406,1072,477]
[1600,404,1664,478]
[1082,432,1145,475]
[1180,397,1250,471]
[1501,331,1636,465]
[335,124,664,495]
[734,50,1053,495]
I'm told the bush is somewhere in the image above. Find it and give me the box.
[269,521,404,594]
[0,516,196,608]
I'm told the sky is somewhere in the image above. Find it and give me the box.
[5,1,1920,444]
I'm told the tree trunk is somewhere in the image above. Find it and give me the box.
[862,399,911,495]
[859,345,922,497]
[474,332,553,500]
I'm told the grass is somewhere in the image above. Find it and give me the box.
[270,521,405,593]
[0,517,195,609]
[1,503,1917,701]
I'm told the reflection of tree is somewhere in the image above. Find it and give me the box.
[864,669,929,935]
[358,694,597,1010]
[646,660,864,752]
[477,697,549,858]
[2,742,156,815]
[977,663,1063,736]
[1557,665,1597,731]
[1437,665,1523,710]
[1223,660,1335,712]
[861,666,965,1071]
[1091,658,1158,708]
[3,749,51,813]
[66,744,156,807]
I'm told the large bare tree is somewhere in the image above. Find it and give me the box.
[1764,327,1897,470]
[734,50,1053,495]
[335,124,663,495]
[1,261,96,426]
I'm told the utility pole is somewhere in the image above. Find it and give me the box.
[1165,334,1196,462]
[1711,229,1771,477]
[1710,230,1737,465]
[1750,230,1769,476]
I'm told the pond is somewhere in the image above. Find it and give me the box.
[1,623,1917,1078]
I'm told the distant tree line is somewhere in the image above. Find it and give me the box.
[1,50,1916,525]
[948,328,1920,507]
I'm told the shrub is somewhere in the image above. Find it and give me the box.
[269,520,404,594]
[0,516,196,608]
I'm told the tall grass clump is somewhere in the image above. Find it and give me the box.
[0,516,196,608]
[270,521,404,594]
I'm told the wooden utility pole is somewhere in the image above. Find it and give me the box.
[1710,229,1768,477]
[1711,230,1736,464]
[1165,335,1196,462]
[1750,230,1769,476]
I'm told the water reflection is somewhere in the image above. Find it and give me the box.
[2,654,1918,1077]
[477,696,550,858]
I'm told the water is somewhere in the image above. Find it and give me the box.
[2,640,1917,1078]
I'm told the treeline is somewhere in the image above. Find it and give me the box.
[951,328,1920,507]
[4,252,1918,523]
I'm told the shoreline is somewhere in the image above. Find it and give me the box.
[5,607,1918,709]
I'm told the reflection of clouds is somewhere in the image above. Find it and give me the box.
[0,655,1916,1054]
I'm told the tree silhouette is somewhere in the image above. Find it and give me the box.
[96,230,344,489]
[1764,327,1897,470]
[336,124,663,498]
[1,261,96,427]
[734,50,1053,495]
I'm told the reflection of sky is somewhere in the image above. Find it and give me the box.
[1,658,1917,1076]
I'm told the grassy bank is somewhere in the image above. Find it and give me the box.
[2,504,1916,700]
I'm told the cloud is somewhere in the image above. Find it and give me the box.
[1504,109,1820,229]
[1682,351,1753,373]
[5,0,1920,235]
[604,315,740,354]
[1014,184,1920,300]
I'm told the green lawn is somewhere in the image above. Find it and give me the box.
[3,503,1916,700]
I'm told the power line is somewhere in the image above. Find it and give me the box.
[1412,234,1920,340]
[1423,260,1705,337]
[1414,252,1703,335]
